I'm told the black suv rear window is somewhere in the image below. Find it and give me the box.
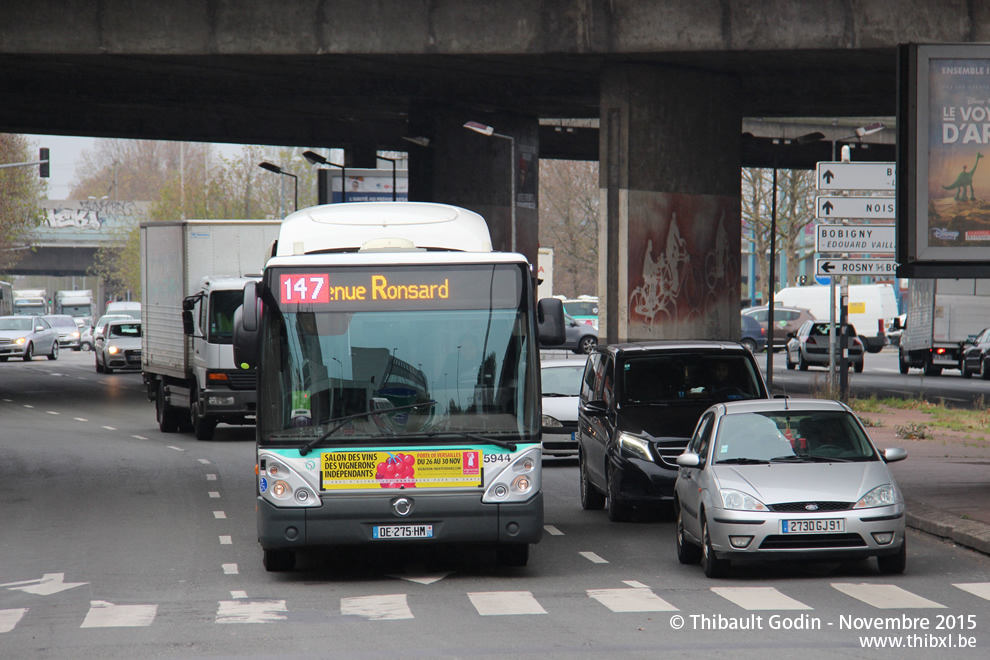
[621,353,763,404]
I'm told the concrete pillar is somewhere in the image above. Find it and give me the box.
[599,64,741,343]
[407,108,540,268]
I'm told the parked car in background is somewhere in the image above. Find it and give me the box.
[741,305,815,349]
[540,358,586,457]
[785,321,864,373]
[542,314,597,354]
[95,319,143,374]
[561,296,599,330]
[739,313,767,353]
[961,326,990,380]
[577,341,769,522]
[0,315,59,361]
[43,314,82,351]
[674,399,907,578]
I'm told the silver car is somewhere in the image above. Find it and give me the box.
[0,315,59,361]
[540,358,586,457]
[95,319,142,373]
[674,399,907,578]
[43,314,82,351]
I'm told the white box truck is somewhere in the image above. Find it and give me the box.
[898,278,990,376]
[773,283,899,353]
[141,220,281,439]
[12,289,48,316]
[54,289,94,328]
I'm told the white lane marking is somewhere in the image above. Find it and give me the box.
[80,600,157,628]
[219,536,232,545]
[2,399,11,403]
[0,609,27,633]
[132,435,148,440]
[214,511,227,519]
[222,564,239,575]
[46,411,59,415]
[209,491,221,498]
[954,583,990,601]
[102,426,116,431]
[167,446,185,452]
[198,459,211,465]
[588,587,678,612]
[74,417,87,422]
[623,580,649,588]
[386,572,452,585]
[579,551,608,564]
[468,591,547,616]
[230,590,247,599]
[341,594,414,620]
[216,600,287,624]
[207,474,217,481]
[712,587,813,611]
[23,405,33,408]
[832,583,946,609]
[1,573,88,595]
[544,525,564,536]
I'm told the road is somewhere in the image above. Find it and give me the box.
[2,351,990,658]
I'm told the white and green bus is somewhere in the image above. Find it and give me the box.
[233,202,564,571]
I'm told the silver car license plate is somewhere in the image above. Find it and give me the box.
[372,524,434,539]
[781,519,845,534]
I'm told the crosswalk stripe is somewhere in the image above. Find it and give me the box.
[468,591,547,616]
[216,600,287,624]
[341,594,413,620]
[0,609,27,633]
[80,601,157,628]
[711,587,813,611]
[954,583,990,601]
[588,587,678,612]
[832,583,946,609]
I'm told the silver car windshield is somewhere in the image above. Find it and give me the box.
[713,411,877,463]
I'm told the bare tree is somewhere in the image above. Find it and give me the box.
[539,159,599,298]
[0,134,46,273]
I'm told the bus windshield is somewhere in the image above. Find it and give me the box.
[257,264,539,445]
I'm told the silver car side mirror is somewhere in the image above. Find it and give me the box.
[676,452,701,468]
[882,447,908,463]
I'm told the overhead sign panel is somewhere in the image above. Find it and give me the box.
[816,162,896,191]
[816,258,898,276]
[815,224,896,253]
[816,196,895,220]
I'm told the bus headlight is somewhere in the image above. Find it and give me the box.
[482,447,541,504]
[258,453,321,508]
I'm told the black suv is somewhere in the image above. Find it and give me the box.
[577,341,769,521]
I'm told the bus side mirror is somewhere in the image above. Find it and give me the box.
[537,297,566,346]
[233,281,261,369]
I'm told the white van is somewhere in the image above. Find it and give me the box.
[773,284,899,353]
[105,301,141,320]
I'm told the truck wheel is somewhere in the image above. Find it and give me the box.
[191,398,217,441]
[898,349,909,374]
[156,382,180,433]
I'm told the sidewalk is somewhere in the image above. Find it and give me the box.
[861,407,990,556]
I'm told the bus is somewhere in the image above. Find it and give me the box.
[233,202,565,571]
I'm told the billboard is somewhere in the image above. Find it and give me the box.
[326,168,408,203]
[898,44,990,277]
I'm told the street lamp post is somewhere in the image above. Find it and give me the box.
[464,121,516,252]
[258,162,298,215]
[302,151,347,204]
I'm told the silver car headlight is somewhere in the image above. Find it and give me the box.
[541,414,563,428]
[618,432,652,462]
[14,337,26,345]
[854,484,896,509]
[107,345,120,354]
[720,489,768,511]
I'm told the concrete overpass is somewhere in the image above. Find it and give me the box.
[1,1,981,342]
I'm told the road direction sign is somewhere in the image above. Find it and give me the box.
[816,195,895,219]
[816,258,897,276]
[816,162,895,191]
[815,224,896,254]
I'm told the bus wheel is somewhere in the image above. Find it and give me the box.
[264,548,295,572]
[495,544,529,567]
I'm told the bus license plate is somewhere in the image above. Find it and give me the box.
[372,524,434,540]
[781,519,845,534]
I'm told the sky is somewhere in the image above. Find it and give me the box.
[24,134,247,200]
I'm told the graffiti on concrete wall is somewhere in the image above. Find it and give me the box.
[36,200,149,245]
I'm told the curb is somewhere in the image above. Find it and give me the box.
[905,499,990,555]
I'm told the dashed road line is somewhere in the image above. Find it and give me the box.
[198,459,212,465]
[213,511,226,519]
[206,474,217,481]
[209,491,221,498]
[167,446,184,452]
[544,525,564,536]
[223,564,239,575]
[219,536,232,545]
[579,551,608,564]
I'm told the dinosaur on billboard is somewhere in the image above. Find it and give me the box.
[943,152,983,201]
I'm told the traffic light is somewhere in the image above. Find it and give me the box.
[799,275,807,285]
[39,148,49,178]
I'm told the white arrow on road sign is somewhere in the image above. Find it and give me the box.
[817,162,895,191]
[815,224,896,254]
[816,195,895,219]
[816,258,898,276]
[0,573,89,596]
